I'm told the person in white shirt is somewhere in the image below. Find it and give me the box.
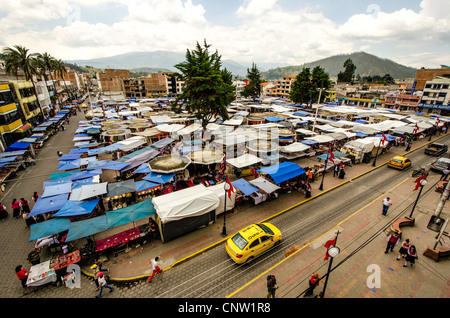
[382,197,392,216]
[94,272,114,298]
[148,257,162,283]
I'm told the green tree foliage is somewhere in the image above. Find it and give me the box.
[171,40,235,130]
[361,73,395,84]
[241,63,262,100]
[337,58,356,82]
[289,66,332,106]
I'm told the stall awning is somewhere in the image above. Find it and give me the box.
[42,182,72,198]
[258,161,305,184]
[29,194,69,217]
[4,141,32,152]
[78,182,108,201]
[142,171,175,184]
[29,218,71,241]
[106,199,156,228]
[249,177,280,194]
[106,179,136,197]
[16,123,32,133]
[226,153,262,169]
[57,159,81,171]
[53,199,100,217]
[231,178,259,196]
[65,215,109,242]
[135,180,159,192]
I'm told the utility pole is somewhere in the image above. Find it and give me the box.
[434,179,450,218]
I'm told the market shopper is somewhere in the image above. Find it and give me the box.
[147,257,162,283]
[0,202,8,220]
[266,275,278,298]
[27,248,41,265]
[397,239,411,260]
[11,199,21,218]
[94,272,114,298]
[385,230,400,253]
[403,245,418,267]
[382,197,392,216]
[15,265,28,288]
[304,272,321,297]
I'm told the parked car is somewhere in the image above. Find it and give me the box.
[388,156,412,170]
[425,143,448,156]
[430,157,450,173]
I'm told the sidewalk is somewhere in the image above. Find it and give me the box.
[83,132,450,285]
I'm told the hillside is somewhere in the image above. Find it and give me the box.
[261,52,417,81]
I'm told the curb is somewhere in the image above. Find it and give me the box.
[82,134,447,282]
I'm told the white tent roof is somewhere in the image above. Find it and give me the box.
[156,123,185,133]
[295,128,317,135]
[207,183,236,213]
[279,142,310,153]
[249,177,281,194]
[304,135,335,143]
[152,184,220,223]
[226,153,263,168]
[78,182,108,201]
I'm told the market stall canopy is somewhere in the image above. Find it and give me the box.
[143,171,175,184]
[226,153,263,168]
[78,182,108,201]
[4,141,33,152]
[42,182,72,198]
[29,218,71,241]
[106,179,136,197]
[295,128,317,135]
[29,194,69,217]
[151,137,174,149]
[135,180,160,192]
[207,183,236,213]
[317,151,348,161]
[71,168,103,180]
[231,178,260,195]
[249,177,281,194]
[57,159,81,171]
[65,215,109,242]
[304,135,335,144]
[257,161,306,184]
[148,155,191,173]
[279,142,310,153]
[106,198,156,228]
[53,199,100,217]
[98,160,130,171]
[120,149,159,172]
[133,163,151,174]
[189,149,225,165]
[152,184,220,224]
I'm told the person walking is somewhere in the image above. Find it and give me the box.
[94,272,114,298]
[333,165,339,177]
[147,256,162,283]
[11,199,21,219]
[382,197,392,216]
[397,239,411,260]
[338,167,346,179]
[403,245,418,267]
[15,265,28,288]
[266,275,278,298]
[32,192,39,203]
[27,248,41,265]
[306,169,313,183]
[385,230,400,253]
[0,202,8,221]
[304,272,321,297]
[440,169,449,181]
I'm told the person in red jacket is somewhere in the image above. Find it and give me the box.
[15,265,28,288]
[304,272,321,297]
[385,230,400,253]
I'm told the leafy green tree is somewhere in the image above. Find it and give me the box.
[289,66,332,106]
[241,63,262,100]
[36,52,58,95]
[1,45,44,116]
[54,59,71,102]
[337,58,356,82]
[311,66,332,103]
[171,40,235,130]
[289,68,313,105]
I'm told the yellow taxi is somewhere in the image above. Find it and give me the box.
[225,222,282,264]
[388,156,412,170]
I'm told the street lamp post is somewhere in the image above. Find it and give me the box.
[410,179,427,218]
[319,149,329,191]
[312,88,324,133]
[322,245,340,298]
[222,181,231,237]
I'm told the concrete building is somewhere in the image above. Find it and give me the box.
[98,69,130,94]
[123,72,168,98]
[418,78,450,116]
[265,75,296,98]
[384,93,421,112]
[414,65,450,92]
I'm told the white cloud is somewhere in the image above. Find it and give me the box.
[0,0,448,69]
[236,0,278,17]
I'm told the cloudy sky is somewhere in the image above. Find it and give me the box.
[0,0,449,68]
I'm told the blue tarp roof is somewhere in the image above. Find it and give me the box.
[133,163,151,174]
[135,180,159,192]
[355,133,368,137]
[4,141,32,152]
[29,194,69,217]
[42,182,72,198]
[72,177,96,189]
[316,151,348,161]
[48,170,81,180]
[105,199,156,228]
[143,171,175,184]
[265,116,285,122]
[258,161,306,184]
[99,160,130,171]
[231,178,259,196]
[300,139,318,145]
[57,159,81,171]
[151,137,174,149]
[29,217,71,241]
[53,199,100,217]
[71,168,102,181]
[375,133,397,141]
[65,215,109,242]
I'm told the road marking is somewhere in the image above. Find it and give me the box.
[226,176,411,298]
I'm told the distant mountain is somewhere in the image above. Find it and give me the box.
[261,52,417,81]
[65,51,287,77]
